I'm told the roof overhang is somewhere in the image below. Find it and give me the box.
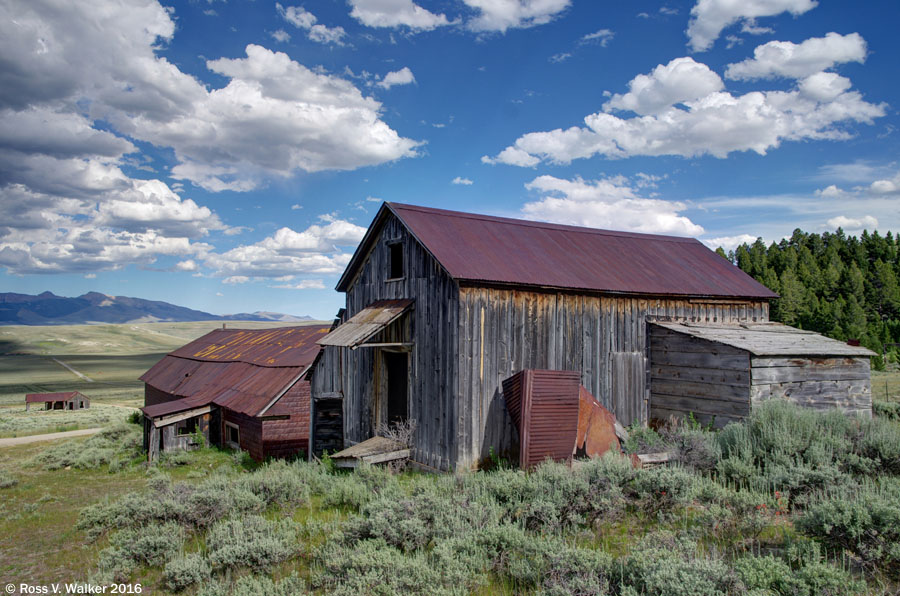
[317,299,413,349]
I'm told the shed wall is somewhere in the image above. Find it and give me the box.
[750,356,872,416]
[342,213,460,471]
[649,325,752,427]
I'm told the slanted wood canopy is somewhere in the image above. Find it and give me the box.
[317,299,413,349]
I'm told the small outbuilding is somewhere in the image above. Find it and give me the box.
[649,321,875,427]
[140,325,329,461]
[25,391,90,411]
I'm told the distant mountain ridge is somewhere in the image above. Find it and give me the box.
[0,291,313,325]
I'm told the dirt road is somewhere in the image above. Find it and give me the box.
[0,427,101,447]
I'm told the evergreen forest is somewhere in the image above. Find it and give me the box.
[718,228,900,369]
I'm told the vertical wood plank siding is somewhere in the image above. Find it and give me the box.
[342,214,460,471]
[456,287,768,469]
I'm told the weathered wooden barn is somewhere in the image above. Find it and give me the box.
[25,391,90,411]
[649,321,874,426]
[317,202,786,471]
[140,325,329,461]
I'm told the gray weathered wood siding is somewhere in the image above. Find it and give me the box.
[750,356,872,416]
[342,213,460,471]
[649,325,752,427]
[457,288,768,469]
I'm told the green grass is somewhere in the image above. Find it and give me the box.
[0,404,134,438]
[871,368,900,402]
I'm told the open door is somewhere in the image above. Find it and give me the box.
[384,351,408,425]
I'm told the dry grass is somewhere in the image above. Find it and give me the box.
[0,404,134,438]
[871,367,900,402]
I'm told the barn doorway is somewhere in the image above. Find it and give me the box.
[384,351,408,425]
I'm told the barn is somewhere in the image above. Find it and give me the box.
[25,391,90,411]
[316,203,786,471]
[140,325,329,461]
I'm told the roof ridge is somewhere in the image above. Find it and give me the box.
[388,202,699,244]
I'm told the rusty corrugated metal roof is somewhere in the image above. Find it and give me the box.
[502,369,581,469]
[140,325,328,419]
[317,299,413,348]
[337,203,777,299]
[25,391,85,403]
[167,325,330,367]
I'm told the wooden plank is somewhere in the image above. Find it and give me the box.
[152,406,212,428]
[651,364,750,385]
[651,393,751,417]
[650,349,749,370]
[750,365,871,384]
[651,378,749,400]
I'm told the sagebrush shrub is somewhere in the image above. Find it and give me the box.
[0,469,17,488]
[206,514,298,571]
[96,522,183,582]
[163,553,211,592]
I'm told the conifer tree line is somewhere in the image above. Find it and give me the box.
[716,229,900,369]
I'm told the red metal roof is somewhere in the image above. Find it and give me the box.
[140,325,328,419]
[26,391,85,403]
[338,203,777,299]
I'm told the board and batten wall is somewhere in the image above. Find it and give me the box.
[456,288,769,470]
[341,213,460,471]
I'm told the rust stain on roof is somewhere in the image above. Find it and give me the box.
[141,325,329,418]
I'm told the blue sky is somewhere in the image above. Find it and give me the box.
[1,0,898,319]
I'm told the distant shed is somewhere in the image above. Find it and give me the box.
[25,391,90,411]
[650,321,875,426]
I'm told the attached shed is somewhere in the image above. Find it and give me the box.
[140,325,330,461]
[318,202,777,471]
[650,321,875,426]
[25,391,90,411]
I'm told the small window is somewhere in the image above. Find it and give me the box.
[388,242,403,279]
[225,422,240,448]
[177,417,198,436]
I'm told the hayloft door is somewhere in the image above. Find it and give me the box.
[384,351,408,425]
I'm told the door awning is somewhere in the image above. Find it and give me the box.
[317,299,413,348]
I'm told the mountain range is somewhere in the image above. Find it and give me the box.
[0,292,313,325]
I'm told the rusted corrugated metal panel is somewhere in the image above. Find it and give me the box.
[141,325,327,419]
[25,391,81,403]
[502,369,581,469]
[167,325,330,367]
[317,299,413,347]
[338,203,776,299]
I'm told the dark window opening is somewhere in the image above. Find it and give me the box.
[388,242,403,279]
[177,417,198,436]
[226,422,240,446]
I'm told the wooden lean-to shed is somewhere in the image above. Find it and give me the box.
[140,325,330,461]
[318,202,777,471]
[649,321,875,426]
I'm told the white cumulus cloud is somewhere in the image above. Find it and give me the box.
[826,215,879,231]
[703,234,758,252]
[603,57,724,115]
[463,0,570,33]
[277,4,347,45]
[484,53,885,165]
[452,176,474,185]
[521,175,704,236]
[725,33,867,80]
[377,67,416,89]
[686,0,818,52]
[349,0,451,30]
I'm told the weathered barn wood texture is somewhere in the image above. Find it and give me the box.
[341,213,459,471]
[309,342,344,458]
[650,322,874,426]
[457,287,768,468]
